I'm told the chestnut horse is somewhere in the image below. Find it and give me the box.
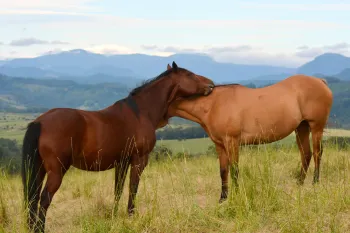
[164,74,333,202]
[21,62,215,233]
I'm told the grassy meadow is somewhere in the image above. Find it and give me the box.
[0,113,38,142]
[0,113,350,232]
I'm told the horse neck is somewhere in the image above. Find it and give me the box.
[168,96,212,125]
[131,79,175,127]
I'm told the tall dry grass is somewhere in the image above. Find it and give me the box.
[0,142,349,233]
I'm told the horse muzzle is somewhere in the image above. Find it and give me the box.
[204,84,215,96]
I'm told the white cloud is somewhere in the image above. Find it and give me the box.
[297,46,309,50]
[0,51,34,59]
[141,45,198,53]
[0,0,101,18]
[96,18,348,30]
[207,45,255,54]
[324,42,350,50]
[295,48,324,58]
[9,38,70,46]
[0,0,95,9]
[0,9,91,16]
[84,44,141,55]
[40,49,64,56]
[1,7,348,31]
[2,41,350,68]
[140,45,158,50]
[84,44,175,57]
[138,44,302,67]
[138,43,350,67]
[211,51,305,67]
[241,3,350,11]
[141,44,259,55]
[295,42,350,58]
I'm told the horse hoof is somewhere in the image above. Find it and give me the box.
[128,209,135,217]
[296,179,304,186]
[219,197,227,204]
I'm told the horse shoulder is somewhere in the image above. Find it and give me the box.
[123,117,157,156]
[207,104,242,143]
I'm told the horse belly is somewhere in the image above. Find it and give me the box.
[241,128,293,145]
[72,120,130,171]
[241,110,301,145]
[72,151,119,171]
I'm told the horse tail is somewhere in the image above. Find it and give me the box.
[21,121,42,228]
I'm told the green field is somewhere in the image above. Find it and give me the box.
[1,112,350,232]
[1,141,350,232]
[1,112,350,150]
[0,113,38,142]
[157,128,350,154]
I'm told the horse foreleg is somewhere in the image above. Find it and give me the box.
[225,139,240,193]
[216,144,229,203]
[127,154,149,215]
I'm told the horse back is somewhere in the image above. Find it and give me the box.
[282,74,332,95]
[206,75,332,144]
[34,108,87,155]
[283,75,333,120]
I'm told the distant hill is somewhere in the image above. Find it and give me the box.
[0,66,63,78]
[4,50,350,85]
[0,74,129,112]
[251,73,291,81]
[238,79,277,87]
[334,68,350,80]
[5,49,107,72]
[75,73,141,86]
[297,53,350,76]
[105,53,297,82]
[241,73,291,86]
[1,73,350,129]
[83,65,134,77]
[1,49,297,83]
[327,81,350,129]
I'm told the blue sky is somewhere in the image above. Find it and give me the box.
[0,0,349,67]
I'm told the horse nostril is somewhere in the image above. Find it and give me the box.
[208,84,214,90]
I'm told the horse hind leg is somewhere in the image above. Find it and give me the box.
[215,144,229,203]
[26,164,46,231]
[295,120,312,185]
[36,157,70,233]
[309,122,325,184]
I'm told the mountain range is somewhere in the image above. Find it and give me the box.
[1,50,350,86]
[298,53,350,76]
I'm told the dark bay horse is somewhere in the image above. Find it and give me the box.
[163,74,333,202]
[21,62,215,232]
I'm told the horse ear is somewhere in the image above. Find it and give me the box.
[172,61,178,70]
[167,85,179,104]
[167,64,171,70]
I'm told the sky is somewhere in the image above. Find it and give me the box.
[0,0,350,67]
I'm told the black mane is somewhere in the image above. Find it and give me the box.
[129,68,186,96]
[214,83,240,87]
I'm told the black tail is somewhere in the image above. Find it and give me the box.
[21,121,42,229]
